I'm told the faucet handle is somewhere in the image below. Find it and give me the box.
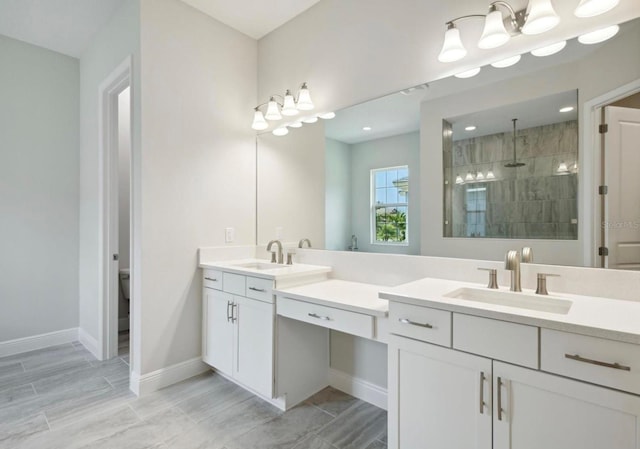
[478,268,499,289]
[536,273,560,296]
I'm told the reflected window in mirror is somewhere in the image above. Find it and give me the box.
[372,166,409,245]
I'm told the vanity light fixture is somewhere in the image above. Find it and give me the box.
[531,40,566,56]
[251,82,314,131]
[557,161,569,173]
[476,171,485,181]
[486,170,496,180]
[578,25,619,44]
[574,0,619,18]
[438,24,468,63]
[521,0,560,35]
[559,106,574,113]
[478,5,512,49]
[465,172,476,182]
[456,174,465,184]
[491,54,522,68]
[455,67,482,79]
[465,125,477,131]
[272,126,289,136]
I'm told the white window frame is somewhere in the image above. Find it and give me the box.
[370,165,409,246]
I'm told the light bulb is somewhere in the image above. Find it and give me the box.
[251,109,268,131]
[531,40,566,57]
[574,0,619,18]
[272,126,289,136]
[319,112,336,119]
[522,0,560,35]
[455,67,481,79]
[478,9,511,49]
[578,25,619,45]
[281,90,299,116]
[296,83,314,110]
[491,55,522,68]
[264,97,282,120]
[438,25,467,63]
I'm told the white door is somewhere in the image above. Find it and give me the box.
[234,296,274,398]
[493,361,640,449]
[604,106,640,269]
[388,335,492,449]
[204,288,234,376]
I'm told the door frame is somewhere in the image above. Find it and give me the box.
[582,78,640,267]
[98,56,133,361]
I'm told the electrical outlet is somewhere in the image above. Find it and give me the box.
[275,227,284,239]
[225,227,235,243]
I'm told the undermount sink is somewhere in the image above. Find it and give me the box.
[444,287,572,315]
[232,261,285,271]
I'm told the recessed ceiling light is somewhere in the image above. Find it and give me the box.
[559,106,574,113]
[319,112,336,119]
[531,40,566,57]
[455,67,481,79]
[363,126,372,131]
[491,55,522,68]
[578,25,619,45]
[465,126,477,131]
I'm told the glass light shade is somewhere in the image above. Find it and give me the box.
[319,112,336,119]
[476,172,485,181]
[264,98,282,120]
[302,116,318,124]
[289,121,303,128]
[296,83,314,110]
[531,40,566,56]
[455,67,481,79]
[522,0,560,35]
[574,0,619,17]
[486,170,496,179]
[455,175,464,184]
[465,172,475,181]
[478,10,511,49]
[272,126,289,136]
[251,109,268,131]
[557,161,569,173]
[578,25,619,44]
[281,91,299,116]
[491,54,522,68]
[438,26,467,63]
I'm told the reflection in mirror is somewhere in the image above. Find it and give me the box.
[443,90,579,240]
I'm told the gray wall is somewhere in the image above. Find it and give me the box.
[325,138,352,250]
[0,35,79,342]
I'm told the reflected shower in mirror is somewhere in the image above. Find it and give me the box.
[443,90,579,240]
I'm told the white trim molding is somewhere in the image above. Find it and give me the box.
[0,328,78,358]
[130,357,209,396]
[78,328,101,359]
[329,368,388,410]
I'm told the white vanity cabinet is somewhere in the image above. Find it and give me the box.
[388,303,640,449]
[202,269,274,399]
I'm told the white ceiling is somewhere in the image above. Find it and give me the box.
[179,0,323,39]
[0,0,125,58]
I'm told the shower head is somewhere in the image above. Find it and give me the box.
[504,161,526,168]
[505,118,525,168]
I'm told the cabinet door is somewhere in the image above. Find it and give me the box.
[234,295,274,398]
[493,361,640,449]
[388,335,492,449]
[203,288,234,376]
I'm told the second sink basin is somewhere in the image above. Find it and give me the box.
[444,287,572,314]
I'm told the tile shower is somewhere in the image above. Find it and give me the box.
[444,120,578,240]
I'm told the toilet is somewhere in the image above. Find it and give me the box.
[119,269,130,300]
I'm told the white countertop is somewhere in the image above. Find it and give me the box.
[199,259,332,281]
[380,278,640,344]
[275,279,389,317]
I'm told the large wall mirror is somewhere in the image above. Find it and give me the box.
[256,17,640,268]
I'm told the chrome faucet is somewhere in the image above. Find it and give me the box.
[505,250,522,292]
[266,240,284,264]
[298,238,312,248]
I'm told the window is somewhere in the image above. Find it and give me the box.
[371,166,409,244]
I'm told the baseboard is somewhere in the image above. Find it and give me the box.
[78,328,101,359]
[329,368,388,410]
[0,328,79,358]
[130,357,209,396]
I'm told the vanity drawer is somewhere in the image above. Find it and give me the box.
[246,276,274,303]
[277,296,374,339]
[541,329,640,395]
[389,302,452,347]
[223,272,246,296]
[453,314,539,369]
[203,269,223,290]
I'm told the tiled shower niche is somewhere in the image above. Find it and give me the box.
[444,120,578,240]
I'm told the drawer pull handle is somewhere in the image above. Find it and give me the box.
[204,277,218,282]
[249,287,266,292]
[479,371,486,415]
[308,313,331,321]
[497,377,504,421]
[398,318,433,329]
[564,353,631,371]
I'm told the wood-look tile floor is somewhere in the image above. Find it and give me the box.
[0,332,387,449]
